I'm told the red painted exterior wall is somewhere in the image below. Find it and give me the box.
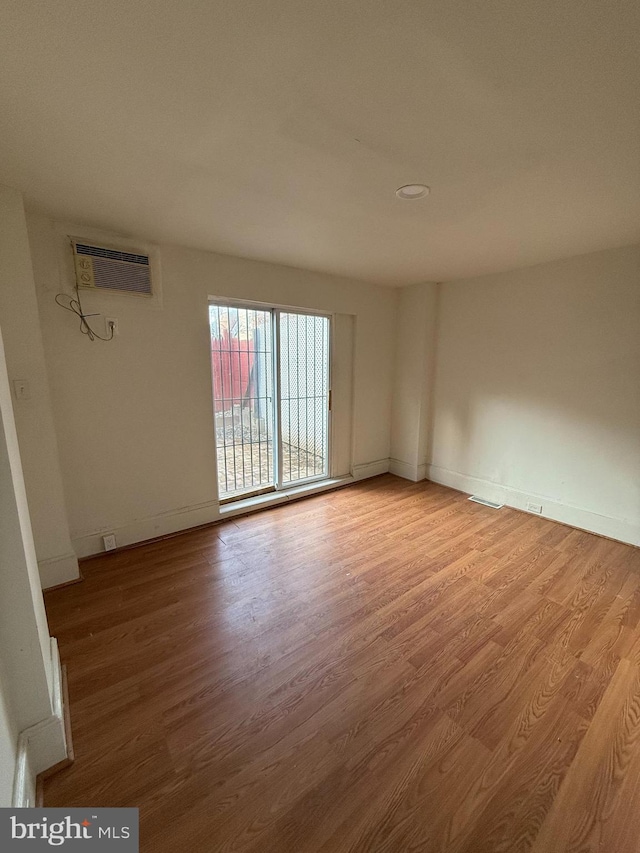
[211,331,254,411]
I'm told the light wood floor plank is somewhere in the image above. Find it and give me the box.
[43,475,640,852]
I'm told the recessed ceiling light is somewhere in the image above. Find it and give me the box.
[396,184,430,200]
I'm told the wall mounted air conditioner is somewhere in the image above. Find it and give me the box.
[71,238,153,296]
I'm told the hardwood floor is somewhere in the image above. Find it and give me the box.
[43,475,640,852]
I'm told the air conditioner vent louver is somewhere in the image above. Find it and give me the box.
[74,244,149,266]
[468,496,504,509]
[72,239,152,296]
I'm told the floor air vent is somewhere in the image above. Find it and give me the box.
[468,496,504,509]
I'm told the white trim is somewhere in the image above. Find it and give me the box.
[72,498,221,558]
[426,464,640,547]
[278,472,328,490]
[38,552,80,589]
[219,476,353,518]
[11,742,34,808]
[208,294,332,318]
[388,458,427,482]
[351,459,390,480]
[329,312,355,480]
[12,639,69,805]
[50,639,64,722]
[274,308,284,489]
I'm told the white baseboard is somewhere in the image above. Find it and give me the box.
[12,638,69,806]
[352,459,390,480]
[73,462,392,557]
[426,464,640,548]
[72,499,221,558]
[389,459,427,482]
[38,552,80,589]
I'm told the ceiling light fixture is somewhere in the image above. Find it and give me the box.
[395,184,430,200]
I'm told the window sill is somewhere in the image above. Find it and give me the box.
[218,476,354,519]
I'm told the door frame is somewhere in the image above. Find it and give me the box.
[208,296,333,502]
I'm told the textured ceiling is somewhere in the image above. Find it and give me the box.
[0,0,638,285]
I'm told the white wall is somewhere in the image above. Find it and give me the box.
[0,186,79,587]
[390,282,438,481]
[0,327,68,805]
[0,664,18,808]
[28,215,397,557]
[429,244,640,545]
[0,332,52,701]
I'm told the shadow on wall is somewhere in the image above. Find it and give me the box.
[430,249,640,524]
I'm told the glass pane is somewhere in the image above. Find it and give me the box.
[210,304,274,499]
[279,312,330,484]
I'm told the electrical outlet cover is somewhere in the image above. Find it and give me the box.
[105,317,119,336]
[103,534,117,551]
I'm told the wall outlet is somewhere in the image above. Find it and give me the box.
[105,317,119,336]
[103,533,117,551]
[527,502,543,514]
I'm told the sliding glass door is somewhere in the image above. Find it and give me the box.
[210,302,330,502]
[210,304,275,499]
[278,312,330,485]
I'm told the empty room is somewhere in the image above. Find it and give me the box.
[0,1,639,851]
